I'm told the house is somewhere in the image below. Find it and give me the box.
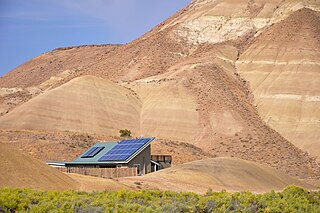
[65,137,154,175]
[47,137,172,175]
[48,137,172,176]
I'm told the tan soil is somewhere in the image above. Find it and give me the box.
[0,143,78,190]
[118,157,315,194]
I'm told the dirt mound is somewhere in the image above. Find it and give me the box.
[0,143,78,190]
[119,157,314,193]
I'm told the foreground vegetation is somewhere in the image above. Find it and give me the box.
[0,186,319,212]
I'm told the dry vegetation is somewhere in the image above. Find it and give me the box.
[1,186,320,212]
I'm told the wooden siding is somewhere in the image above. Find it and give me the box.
[56,167,137,179]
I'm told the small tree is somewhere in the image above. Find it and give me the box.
[119,129,131,137]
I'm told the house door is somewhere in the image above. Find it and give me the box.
[143,157,145,174]
[134,164,141,175]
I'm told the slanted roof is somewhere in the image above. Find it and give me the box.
[47,161,66,167]
[65,137,155,166]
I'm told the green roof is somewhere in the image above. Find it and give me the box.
[71,142,118,164]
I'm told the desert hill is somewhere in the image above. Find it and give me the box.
[0,0,319,189]
[119,157,313,193]
[1,0,319,89]
[236,8,320,162]
[0,143,77,190]
[0,76,142,136]
[0,73,318,179]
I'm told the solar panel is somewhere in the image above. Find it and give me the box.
[88,147,104,157]
[99,138,151,161]
[81,147,104,158]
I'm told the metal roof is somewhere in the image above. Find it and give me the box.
[72,142,117,163]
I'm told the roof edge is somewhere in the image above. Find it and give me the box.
[124,137,155,163]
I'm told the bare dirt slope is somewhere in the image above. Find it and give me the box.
[236,8,320,162]
[119,157,313,194]
[0,143,78,190]
[0,76,142,136]
[0,44,120,88]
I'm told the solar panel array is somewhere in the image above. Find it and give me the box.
[81,147,104,158]
[99,138,151,161]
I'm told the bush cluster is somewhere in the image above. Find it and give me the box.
[0,186,319,212]
[119,129,131,137]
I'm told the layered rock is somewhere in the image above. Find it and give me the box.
[236,8,320,162]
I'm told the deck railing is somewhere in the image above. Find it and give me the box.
[151,155,172,164]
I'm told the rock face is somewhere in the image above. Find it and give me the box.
[164,0,320,44]
[0,0,319,182]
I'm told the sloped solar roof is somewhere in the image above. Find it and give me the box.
[99,138,153,162]
[81,147,104,158]
[65,137,154,165]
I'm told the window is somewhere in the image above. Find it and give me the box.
[81,147,104,158]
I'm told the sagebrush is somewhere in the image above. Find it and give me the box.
[0,186,319,212]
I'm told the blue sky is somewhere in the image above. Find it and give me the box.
[0,0,192,76]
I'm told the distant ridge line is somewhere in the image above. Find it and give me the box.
[54,44,122,51]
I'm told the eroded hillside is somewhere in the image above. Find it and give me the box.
[237,8,320,162]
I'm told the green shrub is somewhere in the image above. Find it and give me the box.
[119,129,131,137]
[0,186,319,212]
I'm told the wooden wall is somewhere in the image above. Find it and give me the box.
[56,167,137,179]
